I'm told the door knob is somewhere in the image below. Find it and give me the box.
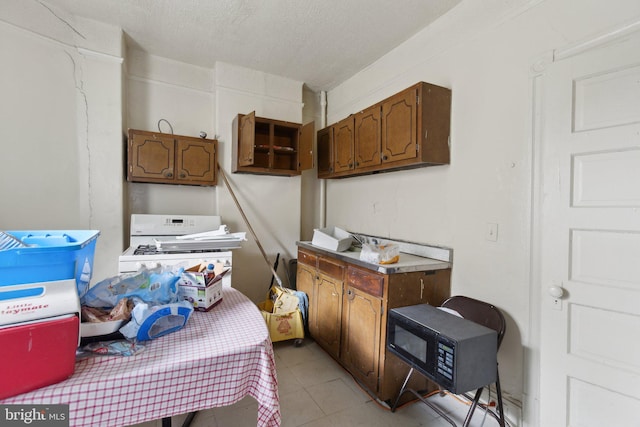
[548,285,564,298]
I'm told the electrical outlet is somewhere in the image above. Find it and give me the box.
[486,223,498,241]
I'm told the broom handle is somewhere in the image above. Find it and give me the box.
[217,163,283,287]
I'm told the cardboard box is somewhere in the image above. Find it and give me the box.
[257,286,304,342]
[312,227,353,252]
[178,266,229,311]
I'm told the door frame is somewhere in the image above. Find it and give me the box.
[528,19,640,427]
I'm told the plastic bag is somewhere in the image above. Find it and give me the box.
[77,340,145,357]
[81,266,181,309]
[119,301,194,341]
[359,243,400,264]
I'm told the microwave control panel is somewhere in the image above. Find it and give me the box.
[436,339,455,383]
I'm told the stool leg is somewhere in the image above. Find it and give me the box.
[495,369,506,427]
[391,368,414,412]
[462,387,483,427]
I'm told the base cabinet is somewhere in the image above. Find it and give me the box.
[341,273,382,392]
[296,252,344,360]
[297,247,451,404]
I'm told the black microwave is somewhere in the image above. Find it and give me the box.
[387,304,497,394]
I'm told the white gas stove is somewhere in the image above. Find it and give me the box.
[118,214,237,287]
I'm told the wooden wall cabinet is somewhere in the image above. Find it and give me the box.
[316,115,356,178]
[317,81,451,179]
[297,246,452,404]
[232,111,314,176]
[127,129,217,186]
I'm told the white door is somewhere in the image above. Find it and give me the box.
[538,30,640,426]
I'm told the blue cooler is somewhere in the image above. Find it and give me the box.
[0,230,100,399]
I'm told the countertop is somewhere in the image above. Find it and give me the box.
[297,241,451,274]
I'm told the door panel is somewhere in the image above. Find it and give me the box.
[381,88,418,163]
[341,286,381,392]
[355,105,381,169]
[176,139,215,183]
[238,112,256,166]
[539,30,640,426]
[334,117,355,173]
[314,274,342,359]
[129,133,175,179]
[298,121,314,171]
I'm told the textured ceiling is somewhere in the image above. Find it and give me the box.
[43,0,461,91]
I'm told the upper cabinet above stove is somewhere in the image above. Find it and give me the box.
[317,82,452,179]
[232,111,314,176]
[127,129,218,186]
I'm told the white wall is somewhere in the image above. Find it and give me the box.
[125,49,217,219]
[319,0,640,424]
[0,1,125,282]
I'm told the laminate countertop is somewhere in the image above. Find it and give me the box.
[297,241,451,275]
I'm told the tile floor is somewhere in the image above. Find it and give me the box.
[130,338,503,427]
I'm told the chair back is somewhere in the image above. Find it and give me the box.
[441,295,506,348]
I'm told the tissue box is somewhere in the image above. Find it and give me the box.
[312,227,353,252]
[178,267,228,312]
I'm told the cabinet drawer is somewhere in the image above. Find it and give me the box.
[298,250,317,267]
[318,256,345,279]
[347,266,384,298]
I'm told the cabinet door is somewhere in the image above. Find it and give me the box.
[317,126,333,178]
[313,274,343,359]
[333,116,355,173]
[128,130,176,182]
[355,104,381,169]
[238,112,256,167]
[176,138,216,185]
[296,262,316,331]
[296,262,315,298]
[381,87,418,164]
[341,284,382,392]
[297,121,314,172]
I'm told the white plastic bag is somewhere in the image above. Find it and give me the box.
[359,243,400,264]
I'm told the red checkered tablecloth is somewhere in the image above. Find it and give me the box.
[1,288,280,427]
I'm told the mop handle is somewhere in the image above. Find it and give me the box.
[217,163,283,287]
